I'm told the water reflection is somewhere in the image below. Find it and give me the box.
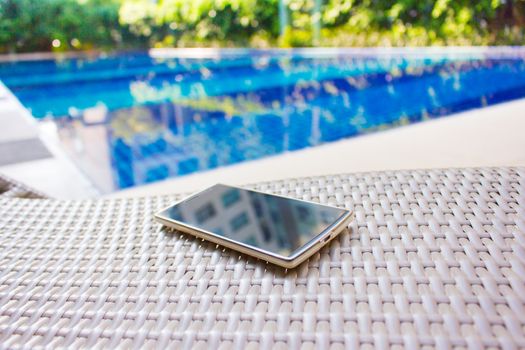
[45,54,525,191]
[159,184,347,257]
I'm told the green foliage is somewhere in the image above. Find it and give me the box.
[0,0,143,53]
[119,0,279,47]
[0,0,524,53]
[279,27,312,47]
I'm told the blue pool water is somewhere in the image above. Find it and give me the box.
[1,50,525,191]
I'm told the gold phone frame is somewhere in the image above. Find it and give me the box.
[154,184,354,269]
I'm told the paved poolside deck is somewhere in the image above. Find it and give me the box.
[0,82,99,198]
[0,83,51,165]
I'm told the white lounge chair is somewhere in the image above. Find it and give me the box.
[0,167,524,348]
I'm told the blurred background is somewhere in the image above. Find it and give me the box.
[1,0,525,53]
[0,1,524,199]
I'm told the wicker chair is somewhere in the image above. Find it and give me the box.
[0,167,524,348]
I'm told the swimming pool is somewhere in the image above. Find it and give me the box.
[1,49,525,191]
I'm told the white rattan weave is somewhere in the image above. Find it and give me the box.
[0,167,524,349]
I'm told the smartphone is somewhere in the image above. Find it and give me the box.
[154,184,353,269]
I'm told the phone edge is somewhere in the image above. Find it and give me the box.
[154,184,354,269]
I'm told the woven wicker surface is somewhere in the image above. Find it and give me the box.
[0,167,524,348]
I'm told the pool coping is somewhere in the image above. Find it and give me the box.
[1,46,525,63]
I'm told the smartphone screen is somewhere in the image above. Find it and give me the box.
[156,184,349,258]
